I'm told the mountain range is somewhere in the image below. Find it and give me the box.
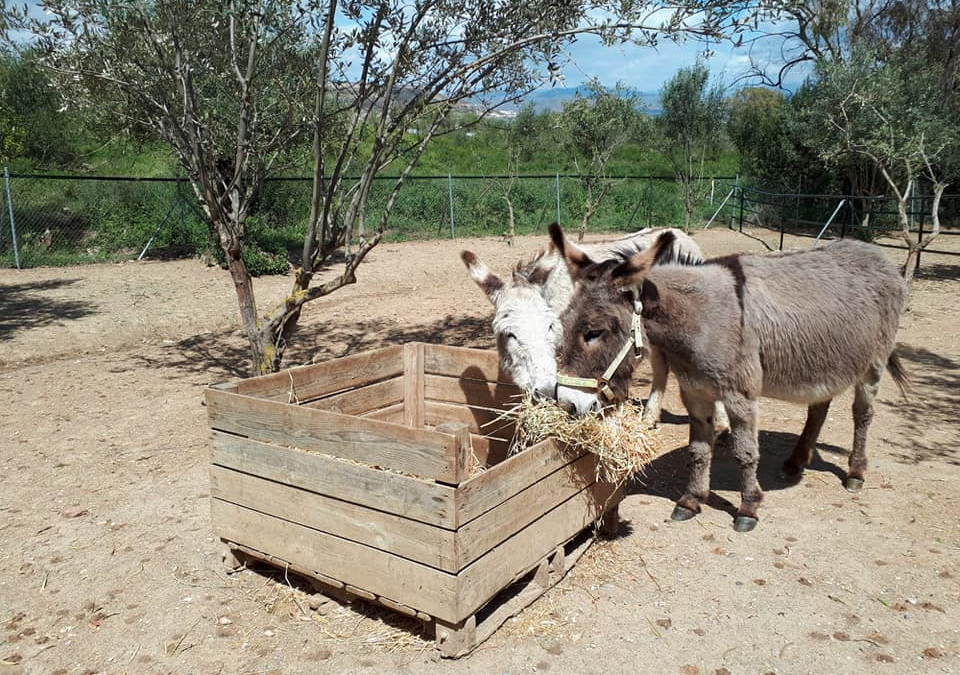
[519,85,662,115]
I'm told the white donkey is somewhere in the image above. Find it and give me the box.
[462,227,728,429]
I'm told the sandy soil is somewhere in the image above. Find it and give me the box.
[1,227,958,675]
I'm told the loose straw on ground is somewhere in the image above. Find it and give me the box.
[499,395,662,484]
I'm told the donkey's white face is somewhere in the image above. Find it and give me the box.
[461,251,559,399]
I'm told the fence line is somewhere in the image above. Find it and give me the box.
[3,170,957,271]
[0,171,737,269]
[712,183,960,273]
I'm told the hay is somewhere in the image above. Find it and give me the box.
[502,395,662,484]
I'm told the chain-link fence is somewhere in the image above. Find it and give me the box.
[0,170,737,268]
[708,183,960,273]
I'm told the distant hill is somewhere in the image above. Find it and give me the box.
[459,84,662,120]
[521,85,662,115]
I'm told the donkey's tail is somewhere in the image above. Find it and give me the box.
[886,347,911,399]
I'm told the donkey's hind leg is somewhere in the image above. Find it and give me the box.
[671,391,715,522]
[641,346,669,427]
[847,363,883,492]
[781,400,832,479]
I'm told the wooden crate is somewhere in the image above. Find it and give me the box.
[205,342,622,657]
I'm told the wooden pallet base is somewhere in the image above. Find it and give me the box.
[220,504,619,658]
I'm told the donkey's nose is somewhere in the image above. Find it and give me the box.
[557,399,576,416]
[533,383,557,402]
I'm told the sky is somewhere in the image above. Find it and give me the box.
[559,32,812,95]
[11,1,811,96]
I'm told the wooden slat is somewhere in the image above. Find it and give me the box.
[423,344,506,383]
[437,534,595,658]
[211,432,456,528]
[454,453,599,568]
[455,440,584,526]
[211,500,461,622]
[205,387,459,482]
[423,401,515,439]
[403,343,425,428]
[456,482,621,619]
[304,377,403,416]
[435,421,472,485]
[235,345,404,402]
[361,403,404,422]
[210,466,458,572]
[465,434,510,469]
[424,374,522,409]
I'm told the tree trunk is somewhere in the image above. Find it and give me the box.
[578,203,594,242]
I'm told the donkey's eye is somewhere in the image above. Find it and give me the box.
[505,332,517,342]
[584,329,604,345]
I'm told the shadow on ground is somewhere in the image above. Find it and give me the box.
[884,342,960,466]
[136,314,492,380]
[628,430,850,520]
[0,278,98,341]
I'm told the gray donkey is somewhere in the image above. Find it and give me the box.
[548,223,908,532]
[461,227,728,429]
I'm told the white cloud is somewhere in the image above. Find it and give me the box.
[562,23,813,94]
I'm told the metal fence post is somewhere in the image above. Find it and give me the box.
[737,183,745,232]
[447,173,455,239]
[3,167,19,269]
[555,172,561,225]
[915,205,924,275]
[646,176,653,228]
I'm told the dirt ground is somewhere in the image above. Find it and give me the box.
[1,227,958,675]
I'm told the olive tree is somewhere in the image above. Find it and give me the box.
[811,51,955,281]
[559,79,644,240]
[3,0,758,374]
[658,61,725,231]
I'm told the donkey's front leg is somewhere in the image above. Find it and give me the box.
[725,395,763,532]
[641,346,669,427]
[671,391,715,522]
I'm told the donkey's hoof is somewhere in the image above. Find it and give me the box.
[733,515,759,532]
[778,463,804,482]
[844,477,864,493]
[670,505,699,522]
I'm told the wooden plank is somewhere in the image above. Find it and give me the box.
[423,344,507,383]
[304,377,403,416]
[403,343,425,428]
[211,432,456,528]
[435,421,471,485]
[424,374,522,409]
[211,500,461,622]
[236,345,403,402]
[454,452,599,568]
[205,387,459,482]
[210,466,459,571]
[456,482,622,619]
[442,534,596,658]
[465,434,509,470]
[424,401,515,439]
[361,403,404,422]
[455,439,585,527]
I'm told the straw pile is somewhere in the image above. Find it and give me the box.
[503,395,662,484]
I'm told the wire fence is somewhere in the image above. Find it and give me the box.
[2,170,959,273]
[0,170,734,269]
[708,182,960,273]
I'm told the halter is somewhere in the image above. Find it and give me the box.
[555,289,644,403]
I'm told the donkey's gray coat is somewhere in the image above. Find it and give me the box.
[550,224,908,531]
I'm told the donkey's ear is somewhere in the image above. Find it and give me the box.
[610,230,676,289]
[461,251,504,304]
[548,222,595,280]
